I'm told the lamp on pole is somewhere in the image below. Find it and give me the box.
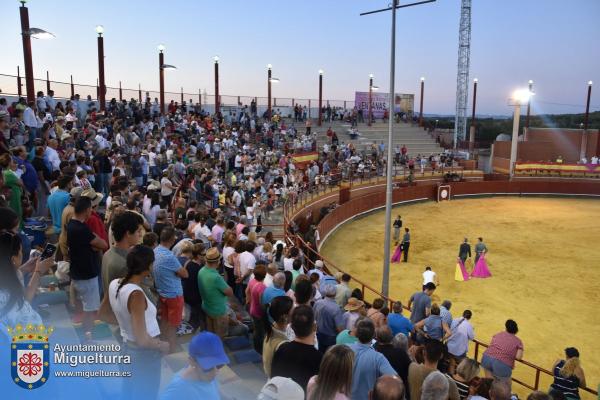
[360,0,436,298]
[525,80,533,128]
[584,81,592,131]
[158,44,165,115]
[267,64,272,119]
[469,78,478,151]
[214,56,220,115]
[368,74,374,126]
[96,25,106,112]
[318,69,324,126]
[19,0,55,103]
[419,77,425,127]
[509,89,533,178]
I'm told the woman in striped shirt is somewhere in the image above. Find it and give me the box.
[549,347,587,400]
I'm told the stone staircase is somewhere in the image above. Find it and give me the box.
[310,120,444,156]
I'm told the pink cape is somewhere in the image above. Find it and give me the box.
[471,253,492,278]
[455,258,470,281]
[391,245,403,263]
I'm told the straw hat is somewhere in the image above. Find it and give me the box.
[344,297,365,312]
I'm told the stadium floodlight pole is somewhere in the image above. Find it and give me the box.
[361,0,436,299]
[525,80,533,128]
[19,0,55,103]
[469,78,478,151]
[318,69,324,126]
[509,89,533,178]
[214,56,220,115]
[96,25,106,111]
[419,77,425,126]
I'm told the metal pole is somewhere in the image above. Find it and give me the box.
[70,75,74,98]
[180,87,183,105]
[46,70,50,93]
[584,81,592,131]
[199,89,202,110]
[97,34,106,111]
[20,3,35,103]
[17,66,22,97]
[469,79,478,150]
[509,104,521,178]
[138,84,142,103]
[119,81,123,102]
[368,76,373,126]
[419,78,424,126]
[214,60,220,115]
[267,66,272,118]
[382,0,397,298]
[318,72,323,126]
[525,80,533,128]
[159,51,165,115]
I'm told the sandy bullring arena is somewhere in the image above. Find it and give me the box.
[320,196,600,397]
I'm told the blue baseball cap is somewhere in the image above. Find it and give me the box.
[188,332,230,370]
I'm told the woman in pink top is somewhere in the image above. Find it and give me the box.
[481,319,524,379]
[249,264,267,354]
[307,345,354,400]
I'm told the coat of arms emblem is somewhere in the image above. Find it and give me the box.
[8,323,53,390]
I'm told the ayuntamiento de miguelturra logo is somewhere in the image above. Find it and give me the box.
[8,323,53,390]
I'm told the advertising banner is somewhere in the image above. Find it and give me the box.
[354,92,414,118]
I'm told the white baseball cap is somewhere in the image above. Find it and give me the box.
[258,377,304,400]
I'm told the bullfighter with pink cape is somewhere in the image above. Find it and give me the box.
[454,258,470,281]
[391,243,403,263]
[471,253,492,278]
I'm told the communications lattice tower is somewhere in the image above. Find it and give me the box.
[454,0,472,147]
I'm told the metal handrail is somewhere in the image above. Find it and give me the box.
[282,189,599,397]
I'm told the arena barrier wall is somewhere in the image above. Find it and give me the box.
[283,180,600,397]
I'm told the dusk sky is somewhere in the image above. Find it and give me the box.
[1,0,599,115]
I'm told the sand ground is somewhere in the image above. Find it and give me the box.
[320,197,600,397]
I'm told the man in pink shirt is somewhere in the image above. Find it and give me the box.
[248,264,267,354]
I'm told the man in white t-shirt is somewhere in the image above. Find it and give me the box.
[239,242,257,285]
[422,266,439,289]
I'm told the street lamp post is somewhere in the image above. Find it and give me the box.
[509,89,533,178]
[419,77,425,127]
[267,64,272,119]
[19,0,34,102]
[96,25,106,111]
[214,56,220,115]
[368,74,373,126]
[158,44,165,115]
[469,78,478,151]
[525,80,533,128]
[584,81,592,131]
[318,69,323,126]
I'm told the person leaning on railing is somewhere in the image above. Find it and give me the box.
[481,319,523,381]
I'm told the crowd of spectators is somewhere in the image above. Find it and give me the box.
[0,92,590,399]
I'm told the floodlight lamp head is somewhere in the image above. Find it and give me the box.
[267,64,272,69]
[213,55,219,63]
[318,69,324,75]
[513,89,533,105]
[95,25,104,35]
[420,77,425,82]
[473,78,478,83]
[157,44,165,52]
[588,80,593,86]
